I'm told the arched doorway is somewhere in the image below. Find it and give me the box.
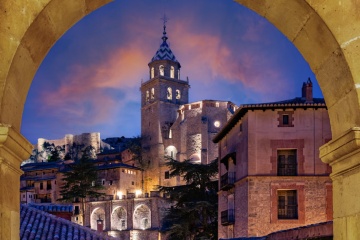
[1,1,360,239]
[90,207,106,231]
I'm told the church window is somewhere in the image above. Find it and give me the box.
[146,91,149,102]
[151,67,154,78]
[176,89,181,99]
[167,87,172,100]
[151,88,155,99]
[159,65,164,76]
[170,66,175,78]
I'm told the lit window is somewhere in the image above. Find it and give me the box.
[159,65,164,76]
[151,88,155,99]
[176,89,181,99]
[170,66,175,78]
[278,190,298,219]
[167,87,172,100]
[146,91,149,102]
[151,67,154,78]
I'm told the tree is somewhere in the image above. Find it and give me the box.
[58,146,104,225]
[159,159,218,240]
[125,136,152,191]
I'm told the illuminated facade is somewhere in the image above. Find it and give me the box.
[214,80,333,239]
[140,21,237,191]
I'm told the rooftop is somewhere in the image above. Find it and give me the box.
[20,204,115,240]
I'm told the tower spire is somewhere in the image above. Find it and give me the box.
[161,14,168,42]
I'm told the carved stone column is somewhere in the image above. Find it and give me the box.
[0,125,32,240]
[320,127,360,240]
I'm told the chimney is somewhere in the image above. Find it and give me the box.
[302,78,313,102]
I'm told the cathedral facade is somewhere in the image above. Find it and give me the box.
[140,22,236,192]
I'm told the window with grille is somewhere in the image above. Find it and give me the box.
[277,149,297,176]
[278,190,298,219]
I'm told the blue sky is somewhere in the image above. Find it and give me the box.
[21,0,322,144]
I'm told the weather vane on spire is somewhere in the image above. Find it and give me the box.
[161,14,169,42]
[161,14,169,27]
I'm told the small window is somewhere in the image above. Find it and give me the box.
[46,181,51,190]
[278,111,294,127]
[109,180,113,186]
[74,206,80,215]
[170,66,175,78]
[239,123,243,132]
[283,115,289,125]
[151,67,154,78]
[92,181,95,186]
[165,171,170,179]
[146,91,149,102]
[176,89,181,100]
[278,190,298,219]
[121,219,126,230]
[167,87,172,100]
[102,179,105,186]
[151,88,155,99]
[159,65,164,76]
[132,181,134,185]
[40,182,43,190]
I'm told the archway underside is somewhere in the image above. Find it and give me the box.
[1,0,360,239]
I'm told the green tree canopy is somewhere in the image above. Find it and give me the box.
[159,159,218,240]
[58,146,104,221]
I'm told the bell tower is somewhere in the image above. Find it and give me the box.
[140,17,190,191]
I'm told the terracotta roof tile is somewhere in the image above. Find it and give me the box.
[20,205,115,240]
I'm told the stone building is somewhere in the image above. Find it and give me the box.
[213,80,332,239]
[20,161,62,204]
[140,21,236,191]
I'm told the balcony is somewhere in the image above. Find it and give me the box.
[221,209,235,225]
[220,172,235,190]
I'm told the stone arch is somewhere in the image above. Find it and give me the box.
[133,204,151,230]
[111,206,127,231]
[189,153,201,164]
[165,145,178,160]
[90,207,106,230]
[2,1,360,238]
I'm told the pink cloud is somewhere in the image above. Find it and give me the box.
[169,22,291,98]
[39,40,151,125]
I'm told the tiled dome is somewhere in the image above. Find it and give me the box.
[151,23,178,62]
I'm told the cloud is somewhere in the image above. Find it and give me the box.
[168,21,291,100]
[39,40,151,125]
